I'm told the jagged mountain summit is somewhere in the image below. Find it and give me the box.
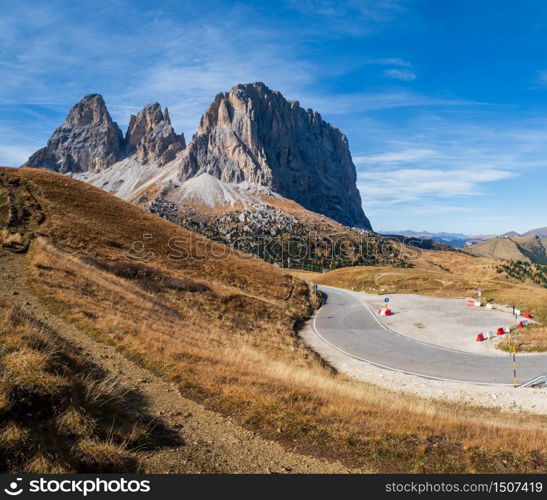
[175,82,370,229]
[25,95,185,173]
[25,94,125,173]
[24,83,372,231]
[124,103,185,166]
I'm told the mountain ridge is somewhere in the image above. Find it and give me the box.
[464,234,547,264]
[173,82,370,229]
[25,94,125,174]
[23,83,372,230]
[381,227,547,249]
[25,94,185,173]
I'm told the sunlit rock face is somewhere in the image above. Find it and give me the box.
[25,94,125,174]
[175,82,371,229]
[124,103,185,166]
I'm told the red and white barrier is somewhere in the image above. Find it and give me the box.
[377,308,392,317]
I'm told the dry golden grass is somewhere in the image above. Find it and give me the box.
[0,167,310,308]
[2,167,546,473]
[0,422,28,449]
[2,348,64,390]
[463,238,529,261]
[499,325,547,353]
[76,439,135,471]
[26,237,547,473]
[23,454,70,474]
[0,297,175,473]
[57,408,97,437]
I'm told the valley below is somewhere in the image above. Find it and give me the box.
[1,167,546,474]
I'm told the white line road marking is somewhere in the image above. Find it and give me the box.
[312,286,515,386]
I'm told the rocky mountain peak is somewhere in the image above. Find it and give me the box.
[125,103,186,166]
[24,84,372,230]
[176,82,371,229]
[25,96,186,173]
[65,94,113,127]
[25,94,124,174]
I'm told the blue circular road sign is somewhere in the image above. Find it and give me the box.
[384,297,390,303]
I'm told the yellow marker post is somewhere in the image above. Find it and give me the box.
[509,328,517,387]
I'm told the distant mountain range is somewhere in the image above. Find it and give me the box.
[381,228,547,264]
[380,228,547,249]
[518,227,547,237]
[378,230,495,248]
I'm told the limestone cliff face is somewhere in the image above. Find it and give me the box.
[25,94,124,174]
[25,97,186,173]
[176,82,371,229]
[24,84,372,230]
[124,103,185,166]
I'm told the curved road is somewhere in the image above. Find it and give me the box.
[314,285,547,385]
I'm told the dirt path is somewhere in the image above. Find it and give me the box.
[0,250,352,473]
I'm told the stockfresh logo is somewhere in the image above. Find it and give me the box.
[4,478,23,496]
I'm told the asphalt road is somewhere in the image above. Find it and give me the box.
[314,285,547,385]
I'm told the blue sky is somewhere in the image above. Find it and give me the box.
[1,0,546,234]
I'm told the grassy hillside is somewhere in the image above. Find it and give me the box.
[463,237,530,261]
[1,167,546,473]
[495,260,547,288]
[514,235,547,264]
[464,235,547,265]
[0,299,172,473]
[523,227,547,237]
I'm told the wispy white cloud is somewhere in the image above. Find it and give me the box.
[362,57,412,67]
[358,168,514,206]
[535,69,547,86]
[351,114,547,220]
[366,203,474,218]
[283,0,409,36]
[0,1,319,138]
[0,119,55,166]
[128,23,316,133]
[354,149,439,165]
[305,91,480,115]
[352,114,547,175]
[384,68,416,81]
